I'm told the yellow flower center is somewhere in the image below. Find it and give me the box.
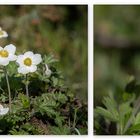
[24,58,32,66]
[0,50,9,57]
[0,31,4,36]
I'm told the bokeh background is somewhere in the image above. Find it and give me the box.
[94,5,140,106]
[0,5,87,102]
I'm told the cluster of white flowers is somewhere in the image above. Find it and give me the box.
[0,28,43,74]
[0,27,52,115]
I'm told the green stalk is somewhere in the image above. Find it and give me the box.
[74,128,81,135]
[73,108,78,128]
[25,74,29,97]
[4,67,11,112]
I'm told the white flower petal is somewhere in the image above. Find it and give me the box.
[0,108,9,115]
[0,58,9,66]
[28,65,37,73]
[16,55,25,65]
[0,30,8,38]
[8,54,17,61]
[24,51,34,58]
[32,54,42,65]
[2,31,8,37]
[18,66,29,74]
[4,44,16,54]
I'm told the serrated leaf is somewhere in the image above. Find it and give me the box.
[43,54,58,64]
[54,115,64,126]
[102,96,119,120]
[19,94,30,108]
[95,107,118,122]
[55,93,68,104]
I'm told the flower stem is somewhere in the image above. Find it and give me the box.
[25,74,29,97]
[4,67,11,112]
[73,108,78,128]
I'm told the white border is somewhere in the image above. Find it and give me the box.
[0,0,88,4]
[88,4,93,136]
[93,0,140,4]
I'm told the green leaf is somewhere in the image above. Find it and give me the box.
[126,124,140,134]
[43,54,58,64]
[54,114,65,127]
[134,112,140,125]
[19,93,30,108]
[123,92,135,102]
[119,102,132,117]
[9,128,29,135]
[102,96,119,120]
[50,125,70,135]
[118,102,133,134]
[95,107,118,122]
[55,93,68,104]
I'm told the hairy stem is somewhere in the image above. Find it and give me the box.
[25,74,29,97]
[4,67,11,112]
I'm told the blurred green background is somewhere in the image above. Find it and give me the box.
[94,5,140,106]
[0,5,87,101]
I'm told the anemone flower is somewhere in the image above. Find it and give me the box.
[16,51,42,74]
[0,44,17,66]
[16,51,42,97]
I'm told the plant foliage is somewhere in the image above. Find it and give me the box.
[0,55,87,135]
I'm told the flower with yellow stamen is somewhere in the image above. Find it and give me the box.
[16,51,42,74]
[0,44,17,66]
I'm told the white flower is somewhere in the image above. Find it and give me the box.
[16,51,42,74]
[45,64,51,77]
[0,104,9,115]
[0,44,17,66]
[0,27,8,38]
